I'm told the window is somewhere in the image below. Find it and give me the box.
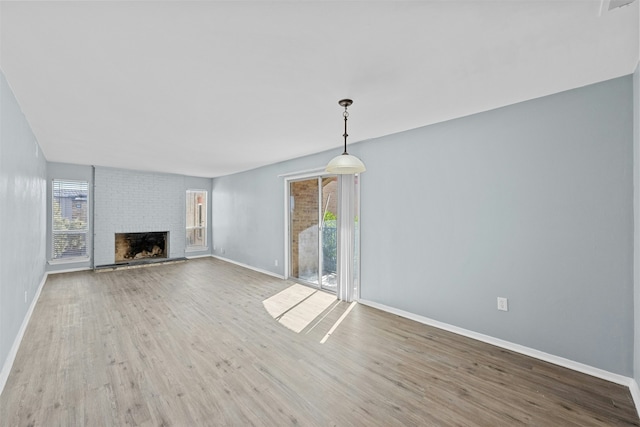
[52,179,89,260]
[186,190,207,250]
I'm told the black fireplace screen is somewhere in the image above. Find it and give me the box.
[115,232,167,263]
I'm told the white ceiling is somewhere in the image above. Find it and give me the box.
[1,1,638,178]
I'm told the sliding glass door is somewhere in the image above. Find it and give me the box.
[289,176,338,292]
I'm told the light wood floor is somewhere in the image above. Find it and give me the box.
[1,258,638,426]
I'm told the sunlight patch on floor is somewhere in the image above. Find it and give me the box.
[262,283,315,319]
[278,291,337,333]
[262,283,337,334]
[320,301,357,344]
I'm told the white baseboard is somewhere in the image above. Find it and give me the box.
[0,271,49,396]
[186,253,212,260]
[4,271,638,417]
[358,299,634,388]
[47,267,92,275]
[211,255,285,280]
[629,380,640,418]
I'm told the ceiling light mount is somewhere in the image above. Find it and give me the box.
[325,98,366,174]
[338,99,353,107]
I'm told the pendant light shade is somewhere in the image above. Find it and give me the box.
[325,99,366,174]
[325,153,366,174]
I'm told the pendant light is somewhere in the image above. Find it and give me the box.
[325,99,366,174]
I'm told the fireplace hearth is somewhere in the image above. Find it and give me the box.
[115,232,167,263]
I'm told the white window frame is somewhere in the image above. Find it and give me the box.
[186,189,208,251]
[51,179,90,263]
[281,168,362,301]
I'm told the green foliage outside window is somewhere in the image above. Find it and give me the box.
[322,211,337,274]
[53,200,87,258]
[52,183,88,259]
[324,211,336,222]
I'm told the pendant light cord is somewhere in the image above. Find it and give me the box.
[342,107,349,155]
[325,98,365,174]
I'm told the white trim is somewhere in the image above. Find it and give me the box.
[184,246,209,253]
[599,0,637,16]
[51,178,90,262]
[317,178,323,285]
[630,380,640,418]
[633,49,640,419]
[185,247,209,253]
[186,189,208,249]
[358,299,634,387]
[211,255,285,279]
[185,253,212,259]
[48,266,92,274]
[48,256,90,265]
[282,170,335,282]
[0,272,48,396]
[277,167,326,178]
[283,177,290,280]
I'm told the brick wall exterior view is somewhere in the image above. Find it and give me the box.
[290,177,337,279]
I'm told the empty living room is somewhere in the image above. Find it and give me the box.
[1,1,640,425]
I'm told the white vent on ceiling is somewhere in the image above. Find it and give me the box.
[609,0,636,9]
[600,0,637,15]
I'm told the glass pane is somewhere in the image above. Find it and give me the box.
[186,190,207,248]
[290,178,319,285]
[53,180,88,232]
[187,227,206,247]
[52,179,88,259]
[321,176,338,292]
[53,232,87,259]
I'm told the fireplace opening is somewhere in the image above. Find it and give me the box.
[115,232,168,263]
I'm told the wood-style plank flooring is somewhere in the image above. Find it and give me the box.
[1,258,638,426]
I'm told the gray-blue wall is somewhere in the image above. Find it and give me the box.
[212,75,634,376]
[212,152,333,275]
[360,76,633,376]
[634,64,640,387]
[0,70,47,374]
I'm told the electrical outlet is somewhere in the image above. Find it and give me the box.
[497,297,508,312]
[274,259,278,266]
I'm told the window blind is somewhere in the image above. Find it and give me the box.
[52,179,89,260]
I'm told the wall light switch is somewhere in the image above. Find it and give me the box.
[497,297,508,312]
